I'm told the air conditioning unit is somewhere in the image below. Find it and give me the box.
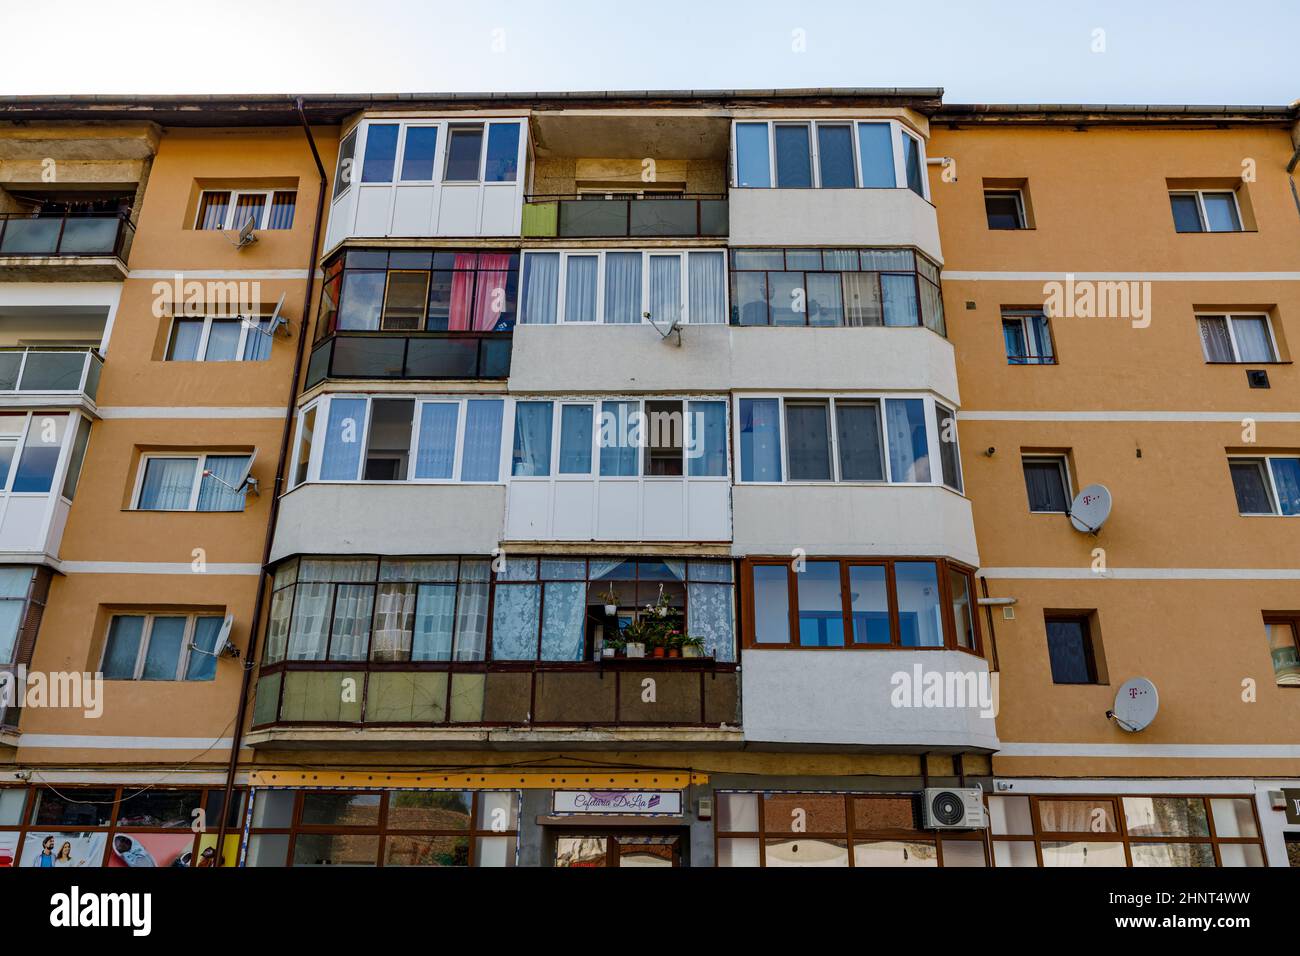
[922,788,987,829]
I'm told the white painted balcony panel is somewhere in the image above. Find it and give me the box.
[508,325,959,404]
[731,485,978,566]
[728,187,942,263]
[742,649,1000,751]
[271,483,506,562]
[505,478,731,542]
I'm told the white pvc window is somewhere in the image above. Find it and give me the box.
[195,189,296,230]
[1229,455,1300,516]
[518,249,727,325]
[165,315,273,362]
[1195,313,1278,364]
[1169,190,1243,233]
[734,394,952,486]
[299,394,508,485]
[0,411,76,499]
[347,119,526,190]
[731,119,925,195]
[133,452,251,512]
[99,613,226,681]
[506,397,730,482]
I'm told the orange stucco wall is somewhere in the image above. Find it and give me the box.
[930,121,1300,778]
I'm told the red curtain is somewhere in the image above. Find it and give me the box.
[472,254,513,331]
[448,253,477,331]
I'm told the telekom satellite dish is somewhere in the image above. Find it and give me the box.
[1068,483,1112,534]
[1110,677,1159,732]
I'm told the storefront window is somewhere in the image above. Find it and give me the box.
[1,786,245,867]
[244,789,518,867]
[714,791,985,867]
[987,794,1267,867]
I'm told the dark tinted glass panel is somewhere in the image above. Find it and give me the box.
[400,127,438,180]
[1170,194,1203,232]
[445,127,484,181]
[817,125,856,188]
[836,402,884,480]
[1230,461,1274,514]
[484,124,520,182]
[984,192,1024,228]
[774,125,812,187]
[361,124,399,183]
[1046,618,1094,684]
[785,401,831,480]
[732,272,768,326]
[1024,459,1069,512]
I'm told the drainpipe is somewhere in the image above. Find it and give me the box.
[213,97,327,860]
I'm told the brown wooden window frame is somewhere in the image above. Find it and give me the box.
[987,793,1268,867]
[244,788,520,867]
[714,791,987,867]
[740,555,983,655]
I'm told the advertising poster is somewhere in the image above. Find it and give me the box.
[20,832,107,868]
[106,832,197,867]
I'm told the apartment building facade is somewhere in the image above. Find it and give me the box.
[0,90,1294,869]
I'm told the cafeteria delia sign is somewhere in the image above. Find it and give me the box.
[554,790,683,815]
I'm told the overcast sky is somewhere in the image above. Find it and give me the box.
[2,0,1295,104]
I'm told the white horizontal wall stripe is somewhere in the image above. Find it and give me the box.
[97,406,286,419]
[60,561,262,575]
[18,734,235,750]
[980,567,1300,581]
[943,270,1300,282]
[959,410,1300,423]
[129,269,322,280]
[997,743,1300,758]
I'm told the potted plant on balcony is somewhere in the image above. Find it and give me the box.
[599,585,620,618]
[622,619,647,658]
[681,636,705,659]
[602,637,624,659]
[666,631,683,658]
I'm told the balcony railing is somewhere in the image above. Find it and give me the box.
[0,348,103,401]
[523,194,728,239]
[306,331,512,388]
[0,212,134,260]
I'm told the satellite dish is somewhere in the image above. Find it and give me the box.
[230,214,258,249]
[191,613,239,660]
[215,614,235,654]
[200,448,258,497]
[1109,677,1159,732]
[1068,483,1112,534]
[266,293,289,336]
[233,447,258,496]
[643,310,682,347]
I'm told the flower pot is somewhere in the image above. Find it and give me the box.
[682,645,702,659]
[625,642,645,658]
[668,648,681,658]
[652,647,666,658]
[601,647,615,659]
[604,604,618,617]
